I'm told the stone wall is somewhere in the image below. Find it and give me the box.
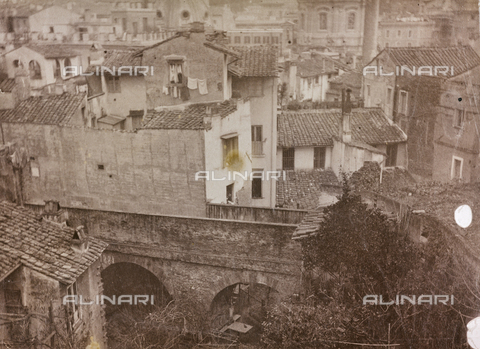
[27,204,302,306]
[3,123,206,217]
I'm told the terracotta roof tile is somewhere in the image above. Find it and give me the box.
[88,49,143,72]
[0,93,85,125]
[276,169,340,210]
[375,46,480,78]
[292,208,325,240]
[143,100,237,130]
[329,70,363,88]
[228,45,279,77]
[0,202,108,284]
[26,44,81,59]
[296,58,337,77]
[0,78,15,93]
[278,108,407,148]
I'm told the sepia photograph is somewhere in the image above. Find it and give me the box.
[0,0,480,348]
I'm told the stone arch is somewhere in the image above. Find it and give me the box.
[208,270,283,307]
[100,251,174,300]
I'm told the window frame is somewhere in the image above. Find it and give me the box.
[319,12,328,31]
[106,75,121,93]
[222,135,239,169]
[251,125,263,156]
[399,90,408,114]
[67,281,80,326]
[386,144,398,167]
[451,156,463,179]
[29,60,42,80]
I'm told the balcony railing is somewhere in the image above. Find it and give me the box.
[252,141,263,155]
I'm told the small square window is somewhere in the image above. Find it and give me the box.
[98,164,105,170]
[106,75,120,93]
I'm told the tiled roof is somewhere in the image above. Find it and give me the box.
[204,42,241,58]
[329,70,363,89]
[26,44,81,59]
[276,169,340,210]
[0,93,85,125]
[0,202,108,284]
[88,50,142,71]
[296,58,337,77]
[0,78,15,93]
[143,100,237,130]
[292,208,325,240]
[277,109,407,148]
[228,46,279,77]
[376,46,480,78]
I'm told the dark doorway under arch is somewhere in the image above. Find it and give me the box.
[210,283,279,344]
[101,262,172,348]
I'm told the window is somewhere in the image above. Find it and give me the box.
[399,90,408,114]
[454,109,465,128]
[67,282,80,326]
[244,36,251,44]
[252,125,263,155]
[156,10,163,18]
[451,156,463,179]
[167,60,185,98]
[64,58,73,77]
[182,10,190,19]
[386,144,398,167]
[319,12,327,30]
[272,36,279,44]
[254,36,261,44]
[106,75,121,93]
[314,147,326,169]
[386,30,390,38]
[408,30,412,37]
[122,18,127,32]
[283,148,295,170]
[54,59,61,79]
[5,287,23,314]
[234,36,241,44]
[223,136,239,168]
[398,30,401,37]
[143,17,148,32]
[263,36,270,44]
[226,183,234,203]
[49,26,54,33]
[387,87,393,104]
[13,59,22,68]
[347,12,355,30]
[252,169,263,199]
[29,60,42,79]
[132,22,138,35]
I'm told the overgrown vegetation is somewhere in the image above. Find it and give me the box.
[262,176,477,349]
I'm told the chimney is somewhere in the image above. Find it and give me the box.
[71,226,89,253]
[340,89,352,143]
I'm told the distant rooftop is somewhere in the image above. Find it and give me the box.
[142,100,238,130]
[278,109,407,148]
[0,93,85,125]
[228,45,279,77]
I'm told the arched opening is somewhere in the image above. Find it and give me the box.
[53,59,61,79]
[181,10,190,20]
[101,262,172,348]
[28,60,41,79]
[210,282,279,344]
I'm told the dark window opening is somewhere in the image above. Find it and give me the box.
[29,60,42,79]
[252,126,263,155]
[226,183,234,203]
[283,148,295,170]
[386,144,398,167]
[106,75,121,93]
[98,164,105,170]
[252,169,262,199]
[314,147,326,169]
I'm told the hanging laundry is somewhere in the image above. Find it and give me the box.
[169,64,176,83]
[187,77,198,89]
[173,86,178,98]
[198,79,208,95]
[162,86,169,95]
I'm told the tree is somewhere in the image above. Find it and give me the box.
[262,178,477,349]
